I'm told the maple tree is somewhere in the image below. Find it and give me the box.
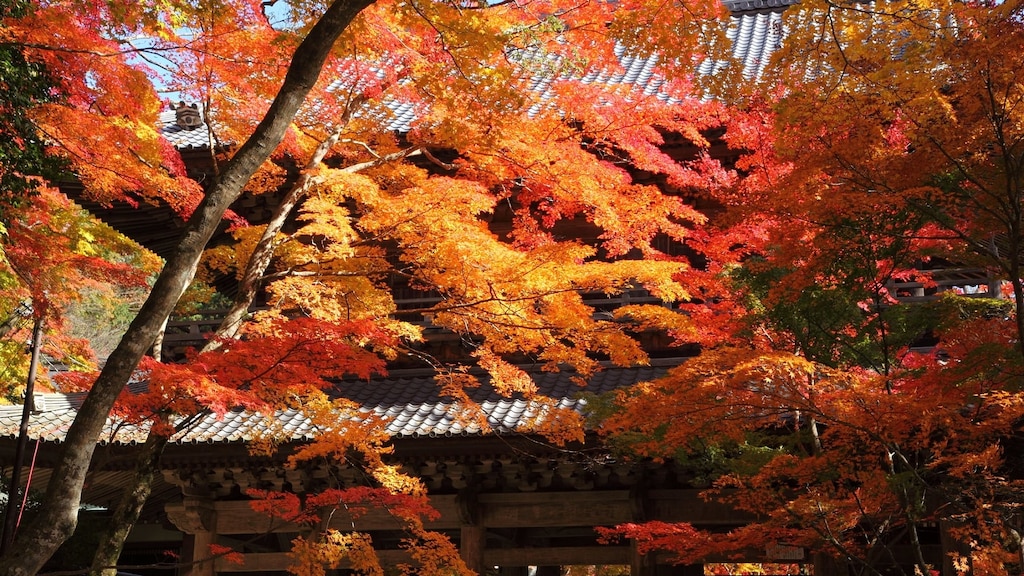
[0,0,765,575]
[0,3,164,564]
[0,1,377,573]
[598,1,1024,575]
[0,0,160,396]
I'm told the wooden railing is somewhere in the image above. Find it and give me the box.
[886,268,1001,304]
[163,309,229,345]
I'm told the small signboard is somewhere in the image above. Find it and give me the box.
[766,543,805,561]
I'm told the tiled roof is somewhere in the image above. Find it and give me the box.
[159,114,218,150]
[342,363,669,437]
[0,361,678,446]
[703,9,785,78]
[159,1,794,148]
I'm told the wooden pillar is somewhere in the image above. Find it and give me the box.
[166,498,217,576]
[189,530,217,576]
[630,539,654,576]
[461,525,487,575]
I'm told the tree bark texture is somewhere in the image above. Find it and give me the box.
[87,429,169,576]
[0,2,376,574]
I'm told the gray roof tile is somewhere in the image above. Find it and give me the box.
[159,109,218,149]
[0,362,679,445]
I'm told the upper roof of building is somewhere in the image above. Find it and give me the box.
[160,0,791,150]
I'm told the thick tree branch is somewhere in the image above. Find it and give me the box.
[0,2,376,574]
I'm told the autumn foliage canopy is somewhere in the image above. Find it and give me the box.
[600,1,1024,575]
[0,0,1023,575]
[0,0,754,573]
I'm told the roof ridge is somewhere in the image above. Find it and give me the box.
[364,356,690,380]
[723,0,799,13]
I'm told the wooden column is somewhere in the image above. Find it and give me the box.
[461,525,487,575]
[458,487,486,575]
[630,539,654,576]
[166,498,217,576]
[189,530,217,576]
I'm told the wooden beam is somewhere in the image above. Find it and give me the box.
[324,494,463,531]
[479,491,635,528]
[647,490,752,525]
[216,552,293,573]
[215,546,633,573]
[203,501,301,535]
[478,490,749,528]
[216,545,944,574]
[215,550,417,572]
[186,490,750,536]
[206,496,463,534]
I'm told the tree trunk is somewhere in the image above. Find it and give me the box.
[87,429,169,576]
[0,2,375,574]
[208,118,354,345]
[82,110,355,576]
[84,322,172,576]
[81,89,414,576]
